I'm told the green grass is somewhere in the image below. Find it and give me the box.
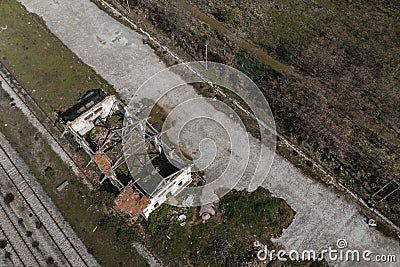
[0,83,147,267]
[0,1,147,265]
[0,0,115,115]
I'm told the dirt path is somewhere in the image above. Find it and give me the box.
[173,0,291,73]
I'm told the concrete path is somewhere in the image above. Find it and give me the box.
[15,0,400,266]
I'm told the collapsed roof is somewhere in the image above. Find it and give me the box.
[114,186,151,221]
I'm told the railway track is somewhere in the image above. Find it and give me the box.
[0,200,41,266]
[0,221,25,266]
[0,143,91,266]
[0,62,95,189]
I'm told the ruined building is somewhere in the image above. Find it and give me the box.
[61,90,192,220]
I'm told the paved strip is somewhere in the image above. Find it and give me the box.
[13,0,400,266]
[133,242,163,267]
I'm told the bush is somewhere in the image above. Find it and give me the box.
[223,8,236,23]
[306,159,313,167]
[32,241,39,248]
[4,193,14,205]
[35,221,42,229]
[0,240,7,249]
[26,231,33,237]
[147,204,172,233]
[44,166,54,177]
[46,256,55,265]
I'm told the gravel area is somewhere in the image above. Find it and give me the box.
[0,198,43,266]
[0,162,68,266]
[0,130,98,266]
[14,0,400,266]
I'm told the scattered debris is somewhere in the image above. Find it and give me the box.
[0,25,7,33]
[63,93,125,190]
[56,180,69,192]
[178,214,187,221]
[114,186,150,221]
[92,152,113,177]
[200,203,216,221]
[367,218,377,227]
[178,214,187,226]
[62,92,193,220]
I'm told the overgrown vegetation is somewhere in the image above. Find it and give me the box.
[221,8,236,23]
[188,0,400,226]
[109,0,400,227]
[0,1,146,266]
[145,188,294,266]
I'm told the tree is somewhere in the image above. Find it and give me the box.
[98,191,116,207]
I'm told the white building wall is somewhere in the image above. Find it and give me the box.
[67,95,120,136]
[143,167,192,219]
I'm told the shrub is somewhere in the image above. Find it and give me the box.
[46,256,55,265]
[4,193,14,205]
[44,166,54,177]
[223,8,236,23]
[0,240,7,249]
[35,221,42,229]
